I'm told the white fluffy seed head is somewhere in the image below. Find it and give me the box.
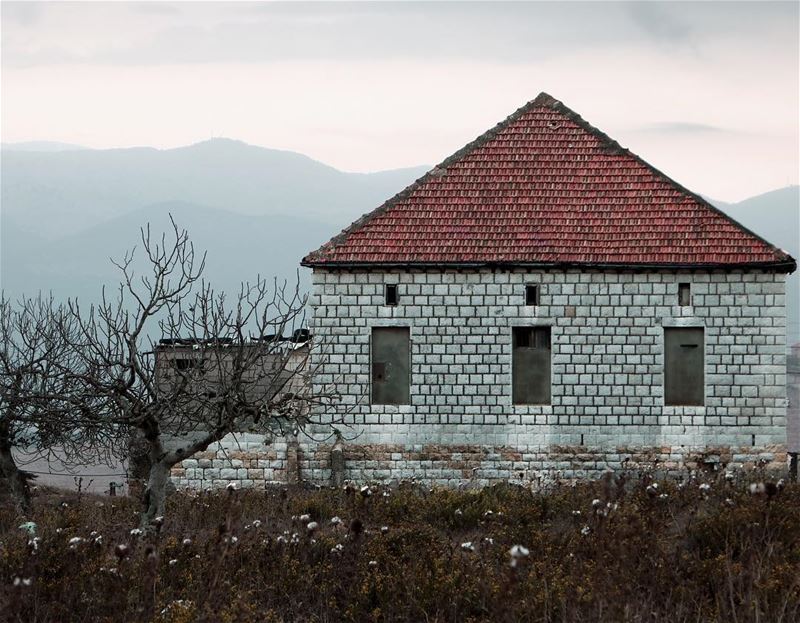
[749,482,766,495]
[509,545,529,559]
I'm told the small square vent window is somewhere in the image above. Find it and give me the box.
[525,285,539,306]
[385,284,398,306]
[678,283,691,306]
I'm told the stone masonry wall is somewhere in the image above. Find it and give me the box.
[170,434,299,489]
[171,268,789,489]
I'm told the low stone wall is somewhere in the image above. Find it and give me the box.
[169,434,298,490]
[170,433,788,489]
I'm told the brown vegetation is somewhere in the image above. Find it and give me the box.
[1,471,799,622]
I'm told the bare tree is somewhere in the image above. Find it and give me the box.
[0,294,113,514]
[68,218,339,526]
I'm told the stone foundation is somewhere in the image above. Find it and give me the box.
[170,433,788,489]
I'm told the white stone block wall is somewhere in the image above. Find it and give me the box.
[171,268,790,489]
[302,268,789,483]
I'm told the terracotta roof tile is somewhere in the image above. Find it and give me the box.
[303,93,795,271]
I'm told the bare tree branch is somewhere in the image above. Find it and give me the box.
[62,216,340,527]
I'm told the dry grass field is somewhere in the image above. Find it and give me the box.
[1,470,799,622]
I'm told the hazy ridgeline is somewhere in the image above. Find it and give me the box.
[1,140,797,343]
[0,139,428,303]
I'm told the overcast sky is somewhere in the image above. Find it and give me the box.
[2,1,798,202]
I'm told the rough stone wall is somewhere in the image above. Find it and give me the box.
[171,268,790,489]
[170,434,297,489]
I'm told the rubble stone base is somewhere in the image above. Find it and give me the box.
[170,434,787,489]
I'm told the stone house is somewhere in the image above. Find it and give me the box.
[297,92,796,485]
[170,93,796,489]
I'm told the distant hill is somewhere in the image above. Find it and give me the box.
[1,139,428,301]
[2,201,335,303]
[1,138,429,238]
[710,186,798,254]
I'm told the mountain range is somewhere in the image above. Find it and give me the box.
[1,139,428,301]
[1,139,797,343]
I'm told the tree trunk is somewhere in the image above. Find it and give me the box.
[0,441,30,515]
[141,458,172,528]
[126,429,151,500]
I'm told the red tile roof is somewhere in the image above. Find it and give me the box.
[303,93,795,271]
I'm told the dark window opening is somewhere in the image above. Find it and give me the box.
[525,285,539,306]
[512,327,551,405]
[678,283,691,306]
[174,358,201,371]
[371,327,410,405]
[385,284,398,306]
[664,327,704,406]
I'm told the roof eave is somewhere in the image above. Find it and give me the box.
[302,258,797,273]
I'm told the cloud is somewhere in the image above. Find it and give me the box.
[131,2,184,16]
[625,2,693,43]
[7,1,794,67]
[1,1,45,26]
[635,122,741,135]
[4,2,620,66]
